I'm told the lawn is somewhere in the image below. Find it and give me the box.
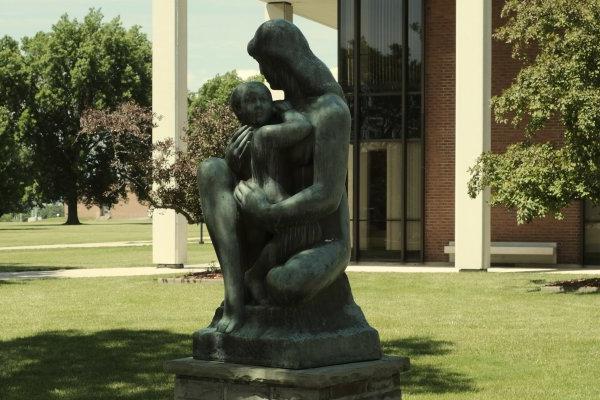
[0,244,217,272]
[0,273,598,400]
[0,218,207,247]
[0,219,216,272]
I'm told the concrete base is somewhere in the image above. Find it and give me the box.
[166,356,410,400]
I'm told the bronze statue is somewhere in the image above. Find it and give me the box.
[195,20,381,369]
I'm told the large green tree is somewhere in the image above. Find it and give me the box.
[188,70,263,113]
[0,37,31,215]
[14,10,151,224]
[468,0,600,224]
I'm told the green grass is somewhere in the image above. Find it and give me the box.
[0,243,217,272]
[0,273,598,399]
[0,218,206,247]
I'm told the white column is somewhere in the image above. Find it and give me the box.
[152,0,188,268]
[265,2,293,22]
[455,0,491,271]
[264,2,293,101]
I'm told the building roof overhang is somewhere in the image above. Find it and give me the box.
[258,0,337,29]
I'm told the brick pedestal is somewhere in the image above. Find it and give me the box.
[166,356,410,400]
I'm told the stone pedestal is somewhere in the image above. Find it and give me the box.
[166,356,410,400]
[193,274,382,369]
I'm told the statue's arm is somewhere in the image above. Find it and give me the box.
[262,95,350,228]
[254,109,312,148]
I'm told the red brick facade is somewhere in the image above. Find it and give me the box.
[424,0,583,263]
[67,192,150,220]
[424,0,455,262]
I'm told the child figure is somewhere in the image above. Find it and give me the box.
[230,82,322,305]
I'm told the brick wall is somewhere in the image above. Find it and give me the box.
[488,0,582,264]
[423,0,583,263]
[66,192,150,220]
[424,0,455,262]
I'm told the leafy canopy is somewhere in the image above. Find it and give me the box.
[468,0,600,223]
[13,9,151,223]
[189,70,264,113]
[81,70,262,223]
[0,36,31,214]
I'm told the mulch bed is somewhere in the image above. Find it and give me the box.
[542,278,600,293]
[159,269,223,284]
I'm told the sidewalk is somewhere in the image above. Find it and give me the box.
[0,265,211,280]
[0,264,599,281]
[0,238,207,251]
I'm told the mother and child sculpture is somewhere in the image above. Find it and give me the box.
[195,19,381,369]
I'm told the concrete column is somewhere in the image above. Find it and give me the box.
[265,2,293,22]
[264,2,293,101]
[152,0,188,268]
[455,0,492,271]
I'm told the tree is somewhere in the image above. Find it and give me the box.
[80,70,261,223]
[0,36,32,215]
[80,101,238,224]
[468,0,600,224]
[14,10,151,224]
[189,70,264,113]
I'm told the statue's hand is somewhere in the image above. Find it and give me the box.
[234,180,270,222]
[225,125,253,174]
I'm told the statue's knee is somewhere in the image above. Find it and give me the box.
[198,158,229,188]
[266,263,313,305]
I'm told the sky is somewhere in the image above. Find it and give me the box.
[0,0,337,90]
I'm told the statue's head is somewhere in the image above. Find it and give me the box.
[230,81,274,127]
[248,20,343,98]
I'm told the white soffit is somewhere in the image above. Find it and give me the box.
[259,0,338,29]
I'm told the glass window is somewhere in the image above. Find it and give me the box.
[358,143,403,257]
[360,0,403,94]
[585,201,600,221]
[345,94,356,141]
[408,0,422,92]
[584,200,600,264]
[360,95,402,140]
[340,0,423,261]
[406,94,421,138]
[339,0,355,93]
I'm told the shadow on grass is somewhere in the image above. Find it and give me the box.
[0,329,188,400]
[382,336,476,395]
[530,279,547,285]
[0,264,76,273]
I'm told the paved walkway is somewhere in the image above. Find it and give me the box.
[0,238,206,251]
[0,263,599,281]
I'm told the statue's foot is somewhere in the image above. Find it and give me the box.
[216,312,243,333]
[245,271,269,305]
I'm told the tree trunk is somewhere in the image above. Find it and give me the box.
[65,197,81,225]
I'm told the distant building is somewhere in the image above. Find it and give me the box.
[66,192,150,220]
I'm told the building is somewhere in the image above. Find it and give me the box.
[67,193,150,220]
[152,1,596,268]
